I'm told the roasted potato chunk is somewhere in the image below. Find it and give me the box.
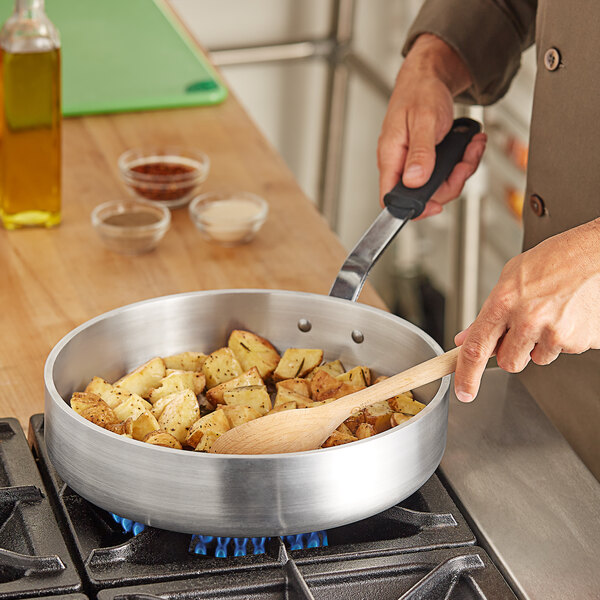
[363,400,394,433]
[344,410,365,434]
[132,411,160,441]
[273,348,323,381]
[228,330,281,379]
[148,371,203,404]
[163,351,207,372]
[388,393,425,416]
[115,357,166,398]
[206,367,263,404]
[390,412,411,427]
[143,430,182,449]
[276,378,311,397]
[196,432,221,452]
[305,360,345,381]
[337,366,371,387]
[70,392,119,428]
[218,405,262,428]
[310,370,362,402]
[202,347,244,389]
[322,430,357,447]
[105,418,134,438]
[157,390,200,443]
[185,409,230,448]
[355,422,376,439]
[113,395,153,423]
[84,377,137,409]
[223,385,271,416]
[267,400,298,414]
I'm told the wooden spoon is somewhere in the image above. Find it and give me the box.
[210,347,460,455]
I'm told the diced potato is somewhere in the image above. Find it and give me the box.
[206,367,263,404]
[115,357,166,398]
[388,393,425,416]
[355,422,376,439]
[373,375,388,385]
[336,422,354,436]
[305,360,345,381]
[143,430,182,449]
[364,400,394,433]
[202,347,244,389]
[276,378,311,397]
[390,412,412,427]
[228,330,281,379]
[223,385,271,416]
[164,370,207,395]
[85,377,134,409]
[196,431,221,452]
[150,394,177,420]
[113,395,153,422]
[273,349,324,381]
[105,417,134,438]
[267,400,298,414]
[344,410,365,434]
[273,386,311,408]
[185,410,230,448]
[218,405,262,428]
[163,351,207,372]
[322,430,358,447]
[310,370,360,402]
[70,392,119,428]
[337,366,371,387]
[131,411,160,442]
[148,371,200,404]
[157,390,200,443]
[84,376,113,397]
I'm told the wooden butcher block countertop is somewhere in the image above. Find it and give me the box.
[0,75,386,431]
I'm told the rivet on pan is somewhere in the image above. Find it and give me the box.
[351,330,364,344]
[297,318,312,332]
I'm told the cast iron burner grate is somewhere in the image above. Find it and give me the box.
[94,544,517,599]
[0,418,82,598]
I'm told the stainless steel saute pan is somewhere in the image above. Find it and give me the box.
[44,119,480,537]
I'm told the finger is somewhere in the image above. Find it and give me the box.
[495,326,536,373]
[530,343,562,366]
[454,327,470,347]
[414,200,443,220]
[454,314,507,402]
[402,112,438,188]
[429,135,487,207]
[378,132,408,206]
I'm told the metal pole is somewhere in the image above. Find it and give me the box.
[316,0,356,228]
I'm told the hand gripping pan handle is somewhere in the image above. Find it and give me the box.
[329,117,481,302]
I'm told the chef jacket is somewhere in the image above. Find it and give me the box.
[404,0,600,479]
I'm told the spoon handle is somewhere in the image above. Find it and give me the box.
[331,347,460,417]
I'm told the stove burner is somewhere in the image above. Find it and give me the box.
[111,512,328,557]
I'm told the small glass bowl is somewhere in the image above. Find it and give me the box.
[118,146,210,208]
[189,192,268,246]
[91,199,171,255]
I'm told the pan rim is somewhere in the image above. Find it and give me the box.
[45,288,449,459]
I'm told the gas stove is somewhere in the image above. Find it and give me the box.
[0,413,518,599]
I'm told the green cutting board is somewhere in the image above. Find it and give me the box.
[0,0,227,116]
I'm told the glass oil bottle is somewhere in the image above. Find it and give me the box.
[0,0,61,229]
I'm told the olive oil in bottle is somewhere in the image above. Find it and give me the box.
[0,0,61,229]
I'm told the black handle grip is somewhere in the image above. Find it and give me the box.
[383,117,482,220]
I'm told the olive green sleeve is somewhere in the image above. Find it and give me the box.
[403,0,537,105]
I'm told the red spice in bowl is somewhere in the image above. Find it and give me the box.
[118,148,210,208]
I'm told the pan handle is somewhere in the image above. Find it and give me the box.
[329,117,481,302]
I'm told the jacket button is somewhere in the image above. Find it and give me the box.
[544,48,561,71]
[529,194,546,217]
